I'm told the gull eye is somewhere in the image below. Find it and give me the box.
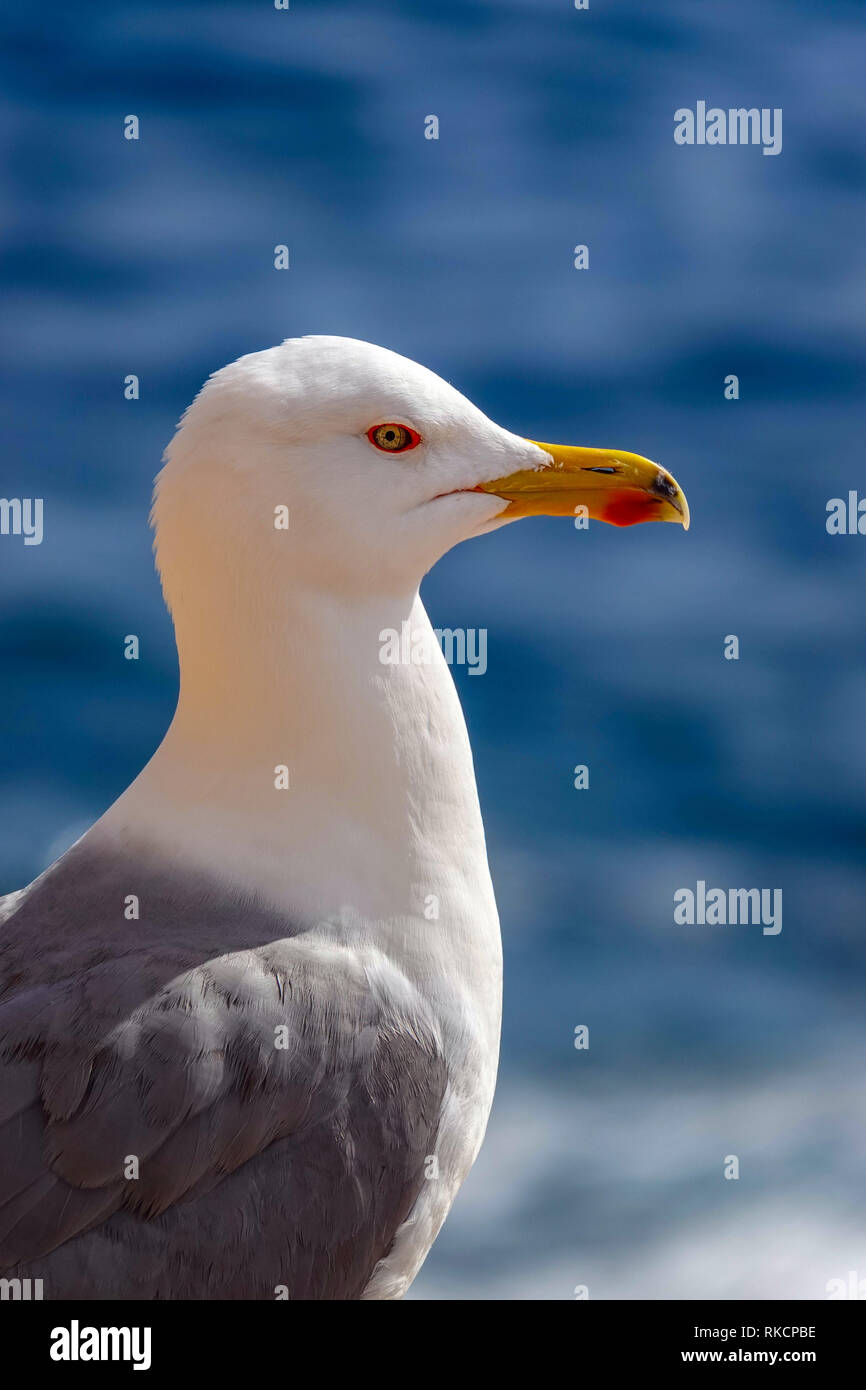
[367,423,421,453]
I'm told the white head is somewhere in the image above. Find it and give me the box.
[113,338,689,926]
[153,335,688,611]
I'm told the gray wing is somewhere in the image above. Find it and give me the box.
[0,842,448,1299]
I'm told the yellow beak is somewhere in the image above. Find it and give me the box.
[476,442,690,530]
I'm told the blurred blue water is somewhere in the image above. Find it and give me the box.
[2,0,865,1297]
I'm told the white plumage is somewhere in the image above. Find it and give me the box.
[0,337,687,1298]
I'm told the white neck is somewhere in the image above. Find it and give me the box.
[96,574,502,1029]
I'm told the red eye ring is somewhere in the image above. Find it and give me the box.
[366,422,422,453]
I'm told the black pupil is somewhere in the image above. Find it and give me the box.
[381,427,402,447]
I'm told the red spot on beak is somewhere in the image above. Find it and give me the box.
[602,492,662,527]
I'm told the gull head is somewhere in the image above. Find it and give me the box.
[153,335,688,603]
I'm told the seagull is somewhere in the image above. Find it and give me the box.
[0,337,688,1300]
